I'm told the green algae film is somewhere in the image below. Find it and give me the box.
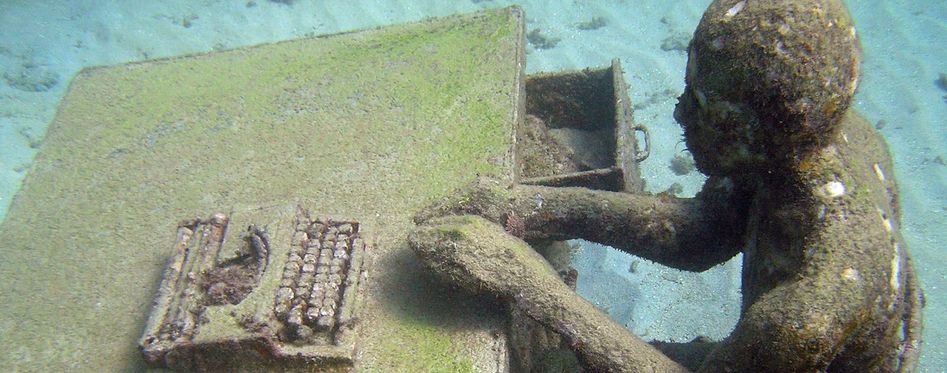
[0,7,523,372]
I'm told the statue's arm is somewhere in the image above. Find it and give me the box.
[416,177,749,271]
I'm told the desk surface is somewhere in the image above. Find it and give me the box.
[0,7,524,372]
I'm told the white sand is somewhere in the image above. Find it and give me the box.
[0,0,943,370]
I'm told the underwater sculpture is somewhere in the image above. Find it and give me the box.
[410,0,923,371]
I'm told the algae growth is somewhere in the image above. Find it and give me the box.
[0,7,524,372]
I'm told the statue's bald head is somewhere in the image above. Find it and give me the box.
[675,0,860,176]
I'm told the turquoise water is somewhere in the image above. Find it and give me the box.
[0,0,943,371]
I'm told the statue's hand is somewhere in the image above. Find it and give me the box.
[414,177,513,226]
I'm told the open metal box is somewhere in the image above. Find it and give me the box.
[519,59,648,193]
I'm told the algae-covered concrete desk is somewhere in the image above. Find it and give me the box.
[0,7,644,372]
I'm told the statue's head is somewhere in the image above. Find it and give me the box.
[674,0,860,176]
